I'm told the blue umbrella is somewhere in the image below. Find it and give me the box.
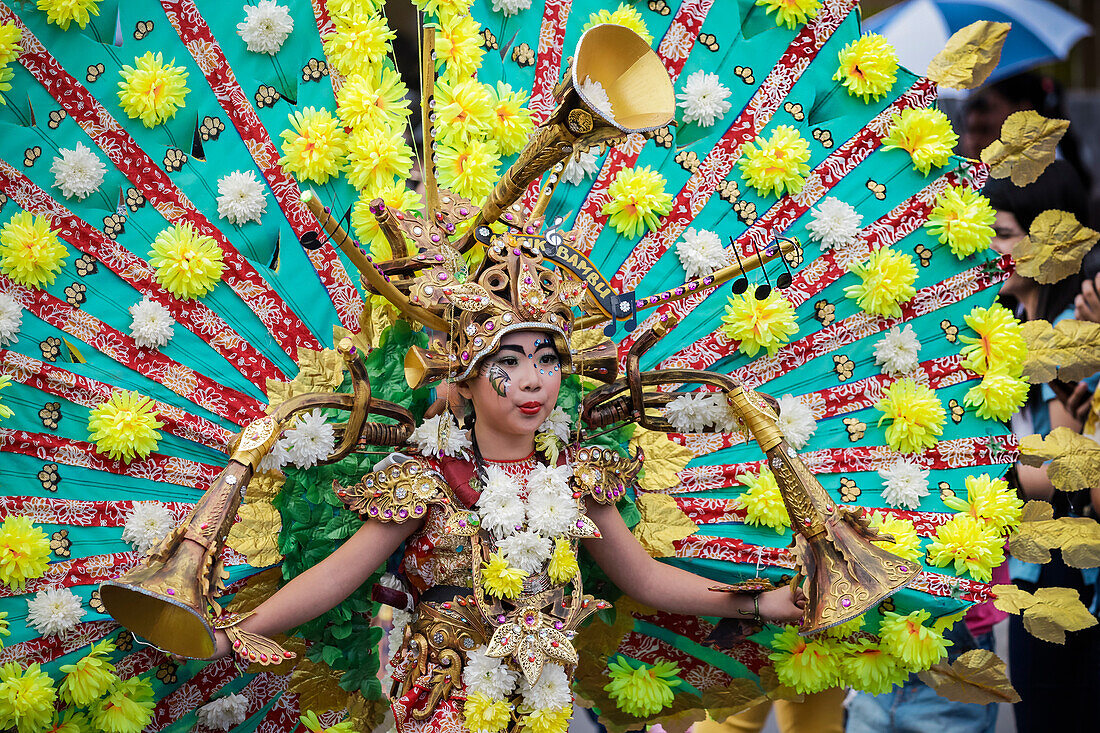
[863,0,1092,83]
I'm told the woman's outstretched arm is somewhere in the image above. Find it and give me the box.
[582,499,804,624]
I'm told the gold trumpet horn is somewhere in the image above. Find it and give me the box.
[453,23,675,251]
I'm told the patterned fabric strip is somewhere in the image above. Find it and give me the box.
[528,0,574,124]
[0,496,193,528]
[633,608,773,676]
[0,8,320,358]
[677,496,954,535]
[161,0,363,331]
[0,619,119,666]
[144,657,241,731]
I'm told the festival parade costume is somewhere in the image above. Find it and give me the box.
[0,1,1086,732]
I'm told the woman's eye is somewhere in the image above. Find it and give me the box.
[498,357,518,367]
[540,354,559,365]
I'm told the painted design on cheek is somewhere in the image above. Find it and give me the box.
[488,363,510,397]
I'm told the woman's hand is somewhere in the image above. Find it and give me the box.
[757,586,806,625]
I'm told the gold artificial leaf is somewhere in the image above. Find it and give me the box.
[1019,427,1100,492]
[571,325,607,353]
[333,325,371,359]
[926,21,1009,90]
[1021,586,1098,644]
[1086,387,1100,436]
[916,649,1021,704]
[226,567,284,614]
[981,111,1069,186]
[632,491,698,557]
[1013,210,1100,284]
[359,295,398,350]
[246,471,286,501]
[1007,500,1059,564]
[1057,516,1100,569]
[1022,319,1100,383]
[346,693,388,733]
[265,378,291,412]
[226,500,284,567]
[295,347,346,392]
[630,427,692,492]
[573,596,649,660]
[288,655,352,714]
[991,584,1035,615]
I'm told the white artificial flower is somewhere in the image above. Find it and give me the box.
[874,324,922,376]
[283,409,336,468]
[196,693,250,731]
[122,501,175,554]
[409,413,472,459]
[526,464,572,504]
[128,296,174,350]
[676,70,732,127]
[525,488,580,537]
[806,196,863,250]
[216,170,268,225]
[578,77,615,122]
[259,439,290,473]
[878,458,930,510]
[463,645,519,700]
[0,291,22,346]
[537,406,571,443]
[491,0,532,15]
[497,530,551,574]
[561,146,599,185]
[237,0,294,55]
[519,663,571,710]
[665,392,717,433]
[675,227,726,280]
[26,587,85,636]
[477,466,526,537]
[776,394,818,450]
[50,142,106,200]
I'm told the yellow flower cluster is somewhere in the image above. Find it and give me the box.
[925,185,996,258]
[964,371,1029,422]
[844,247,917,318]
[87,390,164,464]
[0,22,22,102]
[436,138,501,203]
[877,609,950,670]
[336,67,412,132]
[720,290,799,357]
[604,657,681,717]
[323,11,395,76]
[756,0,822,29]
[481,552,524,599]
[0,211,68,289]
[874,378,946,454]
[926,512,1005,581]
[280,107,348,185]
[60,639,117,706]
[548,537,579,583]
[868,511,923,561]
[881,108,958,176]
[436,77,494,144]
[0,662,56,733]
[520,704,571,733]
[834,34,898,102]
[603,166,673,239]
[301,709,357,733]
[0,515,51,591]
[345,127,414,192]
[768,625,841,693]
[90,676,155,733]
[412,0,475,16]
[117,52,190,128]
[944,474,1023,535]
[734,467,791,532]
[464,692,512,733]
[351,182,423,258]
[584,4,653,44]
[0,375,12,421]
[39,0,101,30]
[436,13,484,80]
[838,638,907,695]
[738,125,811,198]
[148,223,225,300]
[490,83,534,157]
[958,304,1028,421]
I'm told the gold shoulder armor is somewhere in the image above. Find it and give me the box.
[336,456,454,522]
[571,446,642,505]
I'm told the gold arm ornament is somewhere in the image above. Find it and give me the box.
[99,339,416,659]
[213,611,295,666]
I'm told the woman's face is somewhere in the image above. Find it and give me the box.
[458,330,562,448]
[991,209,1030,298]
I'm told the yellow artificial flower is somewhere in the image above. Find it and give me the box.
[345,127,414,192]
[838,638,907,694]
[87,390,164,464]
[844,247,917,318]
[944,473,1023,535]
[0,22,22,66]
[964,371,1029,422]
[584,4,653,44]
[738,125,811,198]
[0,516,51,591]
[435,77,496,145]
[825,614,866,640]
[279,107,348,185]
[834,33,898,102]
[148,223,225,300]
[0,375,12,421]
[300,709,356,733]
[924,185,996,259]
[481,552,525,599]
[768,625,841,694]
[734,467,791,533]
[89,676,155,733]
[45,710,88,733]
[59,639,118,707]
[548,538,579,584]
[336,67,412,132]
[412,0,475,16]
[755,0,822,29]
[351,182,423,258]
[720,290,798,357]
[489,83,534,156]
[327,0,385,14]
[322,11,394,76]
[436,138,501,202]
[435,12,484,81]
[520,705,571,733]
[877,609,950,671]
[117,52,189,128]
[0,662,56,733]
[874,378,946,454]
[959,303,1025,375]
[38,0,101,30]
[0,211,68,290]
[880,107,958,176]
[868,511,923,561]
[603,166,673,239]
[463,692,511,733]
[926,513,1005,582]
[0,610,9,642]
[604,657,680,717]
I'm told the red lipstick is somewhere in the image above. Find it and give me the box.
[518,401,542,415]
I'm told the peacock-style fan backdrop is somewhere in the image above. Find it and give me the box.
[0,0,1060,731]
